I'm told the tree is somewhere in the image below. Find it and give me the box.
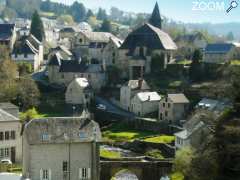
[97,8,107,20]
[70,1,86,22]
[20,107,41,122]
[57,14,74,25]
[17,77,40,109]
[86,9,94,20]
[174,147,195,177]
[100,19,112,32]
[189,49,203,82]
[87,16,98,29]
[30,10,45,42]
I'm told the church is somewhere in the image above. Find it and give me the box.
[117,3,177,79]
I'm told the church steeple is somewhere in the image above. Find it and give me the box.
[149,2,162,29]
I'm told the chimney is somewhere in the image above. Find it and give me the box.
[148,95,151,101]
[138,78,143,89]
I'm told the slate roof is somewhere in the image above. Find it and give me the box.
[80,31,118,43]
[0,24,15,41]
[59,27,77,33]
[168,94,189,104]
[120,23,177,52]
[205,43,235,54]
[0,108,19,122]
[59,60,88,73]
[149,2,162,29]
[48,53,62,66]
[12,34,41,55]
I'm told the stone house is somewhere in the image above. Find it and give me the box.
[0,23,17,50]
[102,37,123,68]
[120,79,150,111]
[203,43,236,64]
[159,94,189,125]
[130,92,161,117]
[65,78,93,108]
[22,112,102,180]
[11,35,44,71]
[72,31,121,63]
[47,53,106,91]
[118,3,177,79]
[0,106,22,163]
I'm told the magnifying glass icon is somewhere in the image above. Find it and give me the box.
[226,1,238,13]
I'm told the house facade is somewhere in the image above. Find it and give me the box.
[48,53,106,91]
[22,113,102,180]
[65,78,93,108]
[203,43,236,64]
[11,35,44,71]
[0,24,17,50]
[120,79,150,111]
[130,92,161,117]
[159,94,189,125]
[118,3,177,79]
[0,107,22,163]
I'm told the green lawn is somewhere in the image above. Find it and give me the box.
[143,135,175,144]
[176,59,192,65]
[100,149,121,159]
[231,60,240,65]
[102,123,159,142]
[171,172,184,180]
[145,149,164,159]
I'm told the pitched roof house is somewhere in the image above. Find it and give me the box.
[203,43,236,64]
[11,35,44,71]
[0,24,16,49]
[118,3,177,79]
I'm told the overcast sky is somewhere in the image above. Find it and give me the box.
[52,0,240,23]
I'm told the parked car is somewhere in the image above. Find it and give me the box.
[96,104,107,111]
[1,159,12,165]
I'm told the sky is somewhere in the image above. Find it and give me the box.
[52,0,240,23]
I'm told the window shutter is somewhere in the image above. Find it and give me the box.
[87,168,91,179]
[40,169,43,180]
[49,169,51,180]
[79,168,82,179]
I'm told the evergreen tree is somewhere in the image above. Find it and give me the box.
[226,32,234,41]
[97,8,107,20]
[30,10,45,42]
[100,19,112,32]
[70,1,86,22]
[86,9,94,20]
[189,49,203,82]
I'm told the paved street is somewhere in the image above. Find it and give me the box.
[96,96,135,119]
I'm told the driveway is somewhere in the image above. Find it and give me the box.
[0,173,22,180]
[96,96,135,119]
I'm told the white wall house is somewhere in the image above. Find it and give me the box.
[131,92,161,117]
[11,35,44,71]
[22,112,102,180]
[65,78,93,108]
[0,108,22,163]
[120,79,150,111]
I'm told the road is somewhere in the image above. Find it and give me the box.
[95,96,135,119]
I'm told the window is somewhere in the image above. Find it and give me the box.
[79,168,90,179]
[139,47,144,57]
[163,103,165,108]
[62,161,68,172]
[5,131,9,140]
[0,132,3,141]
[160,113,163,120]
[79,39,83,43]
[11,131,15,140]
[24,54,28,58]
[43,169,49,180]
[165,98,168,102]
[4,148,9,157]
[15,53,17,58]
[0,149,4,158]
[168,103,171,108]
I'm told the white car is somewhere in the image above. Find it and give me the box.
[1,159,12,165]
[96,104,107,111]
